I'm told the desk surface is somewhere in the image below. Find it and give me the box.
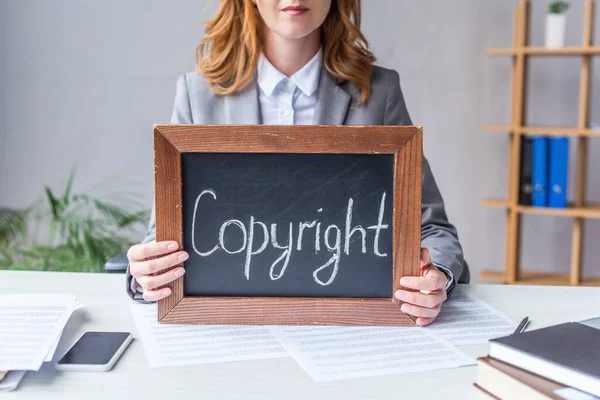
[2,270,599,400]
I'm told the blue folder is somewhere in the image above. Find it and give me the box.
[548,137,569,208]
[532,137,548,207]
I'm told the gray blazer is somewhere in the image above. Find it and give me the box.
[126,65,470,300]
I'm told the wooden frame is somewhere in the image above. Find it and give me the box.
[154,125,423,325]
[481,0,600,286]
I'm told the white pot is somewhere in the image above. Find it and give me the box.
[545,14,566,48]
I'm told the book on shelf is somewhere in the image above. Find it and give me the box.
[523,136,570,209]
[519,136,533,206]
[548,137,569,209]
[532,137,549,207]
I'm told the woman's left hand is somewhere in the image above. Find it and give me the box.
[394,248,448,326]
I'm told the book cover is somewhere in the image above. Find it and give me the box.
[548,137,569,208]
[519,136,534,206]
[532,137,549,207]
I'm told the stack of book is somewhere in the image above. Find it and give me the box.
[474,319,600,399]
[519,136,569,208]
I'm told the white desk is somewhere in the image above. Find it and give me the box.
[2,270,599,400]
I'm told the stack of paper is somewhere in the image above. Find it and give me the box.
[130,289,516,382]
[426,289,517,345]
[130,303,288,368]
[0,371,27,392]
[0,293,79,392]
[267,325,475,382]
[264,289,516,382]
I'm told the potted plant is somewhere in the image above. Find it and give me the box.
[546,1,569,48]
[0,168,149,273]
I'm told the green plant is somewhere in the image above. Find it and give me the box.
[0,168,150,273]
[549,1,569,14]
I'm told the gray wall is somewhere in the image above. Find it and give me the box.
[1,0,599,282]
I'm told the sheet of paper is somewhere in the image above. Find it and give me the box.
[0,294,77,371]
[43,302,84,363]
[44,329,63,362]
[0,371,27,392]
[425,289,517,345]
[267,325,475,382]
[555,387,600,400]
[130,303,288,368]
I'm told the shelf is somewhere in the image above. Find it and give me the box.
[480,270,600,286]
[484,125,600,137]
[487,46,600,56]
[481,198,510,208]
[481,199,600,218]
[520,204,600,218]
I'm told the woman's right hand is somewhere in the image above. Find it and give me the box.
[127,240,189,301]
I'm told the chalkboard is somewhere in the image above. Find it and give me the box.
[181,152,394,298]
[153,125,423,326]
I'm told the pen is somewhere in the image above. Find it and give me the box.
[512,316,529,335]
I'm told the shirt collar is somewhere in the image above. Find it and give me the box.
[257,48,323,97]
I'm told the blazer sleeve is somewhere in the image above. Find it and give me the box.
[126,74,193,301]
[383,70,470,291]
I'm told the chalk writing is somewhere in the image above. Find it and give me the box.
[191,189,389,286]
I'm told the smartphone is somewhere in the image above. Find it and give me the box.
[56,331,133,372]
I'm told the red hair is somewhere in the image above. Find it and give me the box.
[197,0,375,106]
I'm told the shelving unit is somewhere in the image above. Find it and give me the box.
[481,0,599,286]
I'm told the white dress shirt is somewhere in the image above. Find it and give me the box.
[256,48,322,125]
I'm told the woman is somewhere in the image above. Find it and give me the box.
[126,0,469,326]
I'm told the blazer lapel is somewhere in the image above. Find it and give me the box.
[224,80,262,124]
[312,66,351,125]
[222,68,350,125]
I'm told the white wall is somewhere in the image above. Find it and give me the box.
[1,0,599,281]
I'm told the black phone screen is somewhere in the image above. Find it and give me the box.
[57,332,130,365]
